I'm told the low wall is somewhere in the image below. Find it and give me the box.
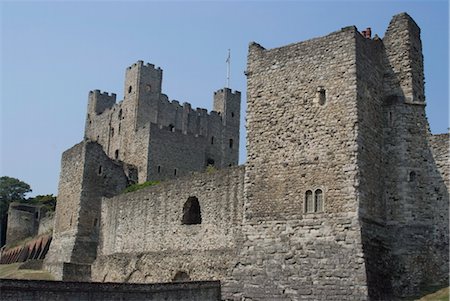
[0,279,221,301]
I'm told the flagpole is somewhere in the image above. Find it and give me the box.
[226,49,230,88]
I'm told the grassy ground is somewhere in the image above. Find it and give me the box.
[417,287,449,301]
[0,262,54,280]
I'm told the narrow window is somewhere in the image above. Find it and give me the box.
[111,127,114,137]
[409,171,416,182]
[174,168,177,176]
[93,218,99,228]
[118,109,122,120]
[211,136,214,145]
[35,212,39,219]
[229,138,234,149]
[231,112,235,118]
[315,189,323,212]
[128,86,132,93]
[305,190,314,213]
[317,87,326,105]
[118,123,121,134]
[115,149,119,159]
[146,84,152,92]
[182,196,201,225]
[172,271,190,282]
[98,165,103,175]
[157,166,161,173]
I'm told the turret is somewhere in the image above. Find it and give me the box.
[383,12,425,104]
[124,61,163,127]
[213,88,241,166]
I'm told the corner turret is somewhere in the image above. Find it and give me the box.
[213,88,241,167]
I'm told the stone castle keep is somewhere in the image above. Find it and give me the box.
[39,13,448,300]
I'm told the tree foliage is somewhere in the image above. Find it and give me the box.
[27,194,57,212]
[0,176,32,215]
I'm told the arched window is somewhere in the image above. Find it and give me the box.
[409,171,416,182]
[315,189,323,212]
[172,271,190,282]
[182,196,201,225]
[168,124,175,132]
[305,190,314,213]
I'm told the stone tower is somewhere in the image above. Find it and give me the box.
[45,61,241,280]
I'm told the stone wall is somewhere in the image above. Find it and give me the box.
[0,279,221,301]
[38,211,55,236]
[91,166,245,284]
[429,133,449,188]
[6,203,40,245]
[225,26,370,300]
[44,140,130,280]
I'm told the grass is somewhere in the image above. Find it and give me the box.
[417,287,449,301]
[0,263,54,280]
[122,180,160,193]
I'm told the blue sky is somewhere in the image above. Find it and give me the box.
[1,0,448,196]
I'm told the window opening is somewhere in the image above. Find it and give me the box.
[157,166,161,173]
[115,149,119,160]
[98,165,103,175]
[305,190,314,213]
[174,168,177,176]
[315,189,323,212]
[182,196,201,225]
[118,109,122,120]
[211,136,214,145]
[128,86,132,93]
[409,171,416,182]
[168,124,175,132]
[231,112,235,118]
[317,87,326,105]
[229,138,234,149]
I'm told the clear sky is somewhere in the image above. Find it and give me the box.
[1,0,448,197]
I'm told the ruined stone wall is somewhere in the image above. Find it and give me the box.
[38,211,55,236]
[91,166,244,285]
[226,27,369,300]
[381,13,448,298]
[429,133,449,188]
[148,123,208,181]
[6,203,40,245]
[354,13,449,299]
[45,140,129,280]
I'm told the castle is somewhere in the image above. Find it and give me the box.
[38,13,448,300]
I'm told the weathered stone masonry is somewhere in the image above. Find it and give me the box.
[43,12,448,301]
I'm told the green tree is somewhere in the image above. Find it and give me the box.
[28,194,57,212]
[0,176,32,246]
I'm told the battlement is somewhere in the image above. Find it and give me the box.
[214,88,241,97]
[126,60,162,72]
[88,90,117,115]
